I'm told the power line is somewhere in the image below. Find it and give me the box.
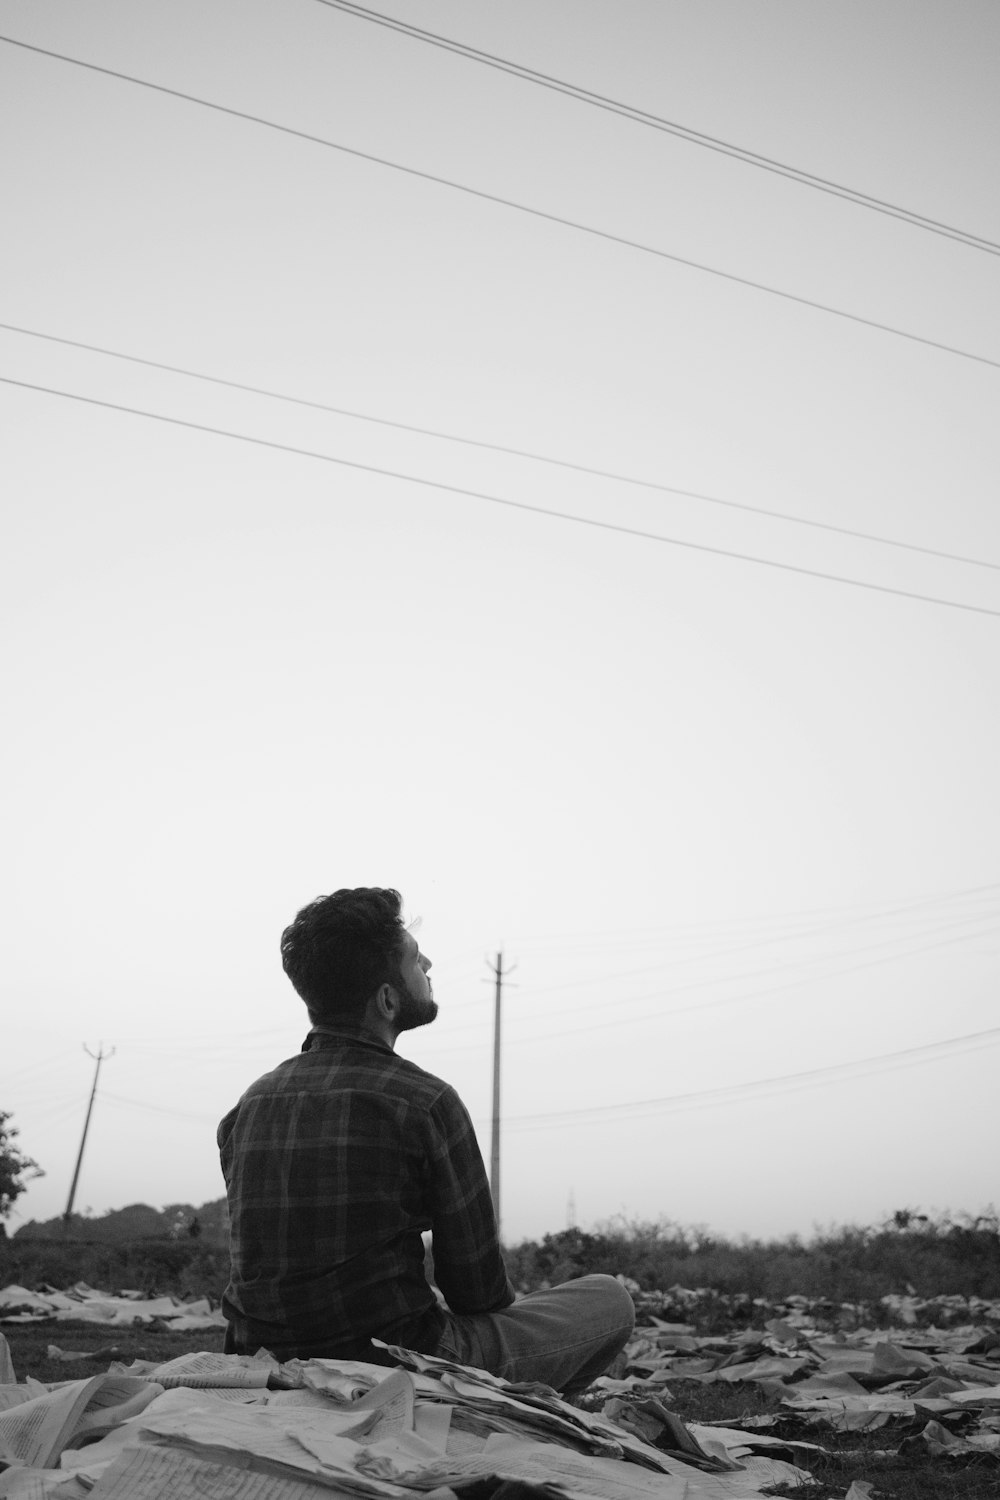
[530,918,1000,1037]
[496,1024,1000,1129]
[510,883,1000,997]
[4,372,1000,620]
[2,1048,87,1087]
[101,1090,218,1124]
[17,1095,96,1131]
[3,34,1000,374]
[432,916,1000,1052]
[501,882,1000,950]
[314,0,1000,259]
[434,902,1000,1039]
[4,320,998,575]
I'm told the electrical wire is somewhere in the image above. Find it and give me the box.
[433,904,1000,1041]
[506,884,1000,999]
[3,35,999,374]
[101,1090,219,1124]
[430,916,1000,1052]
[313,0,1000,259]
[60,1018,1000,1133]
[512,879,1000,943]
[2,1050,88,1088]
[4,320,998,575]
[494,1023,1000,1130]
[4,373,1000,620]
[15,1095,94,1131]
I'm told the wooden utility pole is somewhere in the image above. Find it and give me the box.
[64,1043,114,1226]
[485,951,515,1233]
[489,952,503,1225]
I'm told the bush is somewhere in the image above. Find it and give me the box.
[3,1205,997,1310]
[0,1237,229,1301]
[503,1207,1000,1303]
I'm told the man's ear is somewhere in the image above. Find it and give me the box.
[374,982,398,1020]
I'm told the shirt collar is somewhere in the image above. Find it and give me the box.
[303,1023,395,1055]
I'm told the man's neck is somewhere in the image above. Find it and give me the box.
[309,1018,397,1051]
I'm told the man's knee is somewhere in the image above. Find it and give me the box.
[566,1273,636,1335]
[595,1274,636,1333]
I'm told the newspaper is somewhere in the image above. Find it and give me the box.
[602,1397,740,1471]
[0,1467,89,1498]
[409,1436,695,1500]
[0,1286,224,1333]
[0,1376,162,1469]
[413,1434,808,1500]
[86,1443,370,1499]
[262,1389,344,1411]
[386,1348,714,1483]
[383,1346,626,1459]
[349,1369,414,1437]
[0,1390,37,1416]
[56,1387,247,1484]
[141,1352,276,1389]
[293,1361,386,1403]
[288,1376,443,1483]
[943,1382,1000,1406]
[136,1370,419,1497]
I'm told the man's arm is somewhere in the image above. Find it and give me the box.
[424,1086,516,1316]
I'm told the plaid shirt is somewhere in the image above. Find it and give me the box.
[218,1027,514,1359]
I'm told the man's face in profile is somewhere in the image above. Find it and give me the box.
[395,930,437,1032]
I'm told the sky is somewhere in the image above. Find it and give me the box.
[2,0,999,1249]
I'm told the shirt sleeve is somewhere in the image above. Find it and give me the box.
[423,1085,516,1316]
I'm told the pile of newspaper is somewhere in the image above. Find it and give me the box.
[0,1335,812,1500]
[621,1309,1000,1461]
[0,1284,225,1333]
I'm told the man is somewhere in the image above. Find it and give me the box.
[218,886,634,1395]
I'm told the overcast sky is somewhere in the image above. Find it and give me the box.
[3,0,999,1247]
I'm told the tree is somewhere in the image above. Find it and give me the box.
[0,1112,44,1221]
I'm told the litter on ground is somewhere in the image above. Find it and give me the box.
[0,1281,997,1498]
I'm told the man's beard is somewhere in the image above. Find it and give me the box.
[396,977,438,1033]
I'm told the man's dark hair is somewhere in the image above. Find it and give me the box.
[281,887,407,1022]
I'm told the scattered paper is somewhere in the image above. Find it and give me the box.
[0,1286,224,1332]
[3,1278,1000,1498]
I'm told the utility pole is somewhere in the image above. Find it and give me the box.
[485,951,515,1233]
[64,1043,114,1227]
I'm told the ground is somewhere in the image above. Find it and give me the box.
[4,1319,999,1499]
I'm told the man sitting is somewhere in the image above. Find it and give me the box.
[218,886,633,1395]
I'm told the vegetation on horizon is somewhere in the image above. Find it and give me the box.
[0,1111,43,1222]
[505,1208,1000,1304]
[3,1202,998,1310]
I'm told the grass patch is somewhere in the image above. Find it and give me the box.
[3,1317,225,1385]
